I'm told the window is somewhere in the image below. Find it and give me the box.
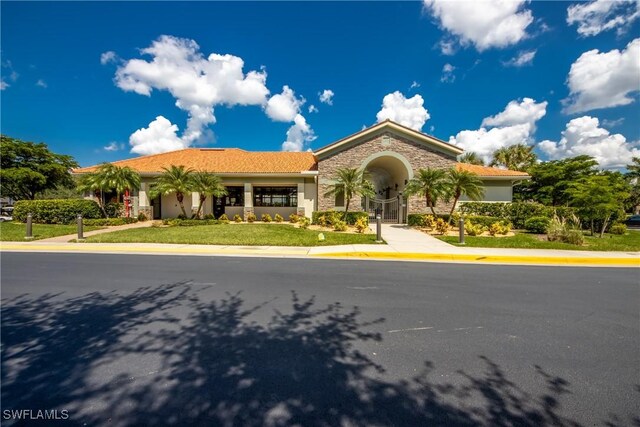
[224,186,244,206]
[334,185,344,207]
[253,186,297,207]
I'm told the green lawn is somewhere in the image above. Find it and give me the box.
[438,231,640,252]
[82,224,383,246]
[0,222,103,241]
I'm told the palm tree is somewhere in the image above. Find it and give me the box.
[150,165,194,218]
[324,167,375,220]
[102,164,141,217]
[76,172,109,218]
[404,168,448,216]
[445,169,484,223]
[190,171,227,218]
[458,152,484,166]
[490,144,537,171]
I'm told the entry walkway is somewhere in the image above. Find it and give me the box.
[376,224,455,252]
[37,220,154,243]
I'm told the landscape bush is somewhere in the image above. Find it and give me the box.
[14,199,102,224]
[407,213,454,227]
[298,216,310,229]
[274,213,284,223]
[137,212,148,222]
[333,220,347,231]
[289,214,299,223]
[465,215,501,228]
[312,211,368,226]
[246,213,257,223]
[104,202,123,218]
[162,218,221,226]
[459,202,577,229]
[203,213,215,220]
[488,222,511,236]
[609,223,627,235]
[261,213,272,223]
[546,215,584,245]
[434,218,451,235]
[464,220,485,236]
[218,213,230,223]
[354,217,368,234]
[83,217,138,226]
[524,216,551,234]
[233,214,243,223]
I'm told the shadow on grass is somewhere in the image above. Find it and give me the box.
[2,284,591,426]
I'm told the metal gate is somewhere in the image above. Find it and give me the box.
[364,196,407,223]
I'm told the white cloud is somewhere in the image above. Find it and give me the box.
[129,116,187,155]
[503,49,537,67]
[0,80,8,90]
[410,81,421,89]
[308,104,318,113]
[36,79,47,88]
[265,85,304,122]
[538,116,639,169]
[115,35,270,146]
[482,97,548,132]
[563,38,640,114]
[450,97,547,162]
[602,117,625,128]
[567,0,639,37]
[423,0,534,52]
[440,63,455,83]
[100,51,118,65]
[376,91,430,131]
[282,114,316,152]
[103,141,124,152]
[438,39,457,55]
[319,89,334,105]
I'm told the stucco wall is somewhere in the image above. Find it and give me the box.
[460,180,513,203]
[317,131,457,214]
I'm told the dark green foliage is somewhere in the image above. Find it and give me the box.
[137,212,148,221]
[83,218,138,226]
[459,202,576,229]
[466,215,505,228]
[162,218,222,226]
[203,214,215,220]
[105,202,123,218]
[609,223,627,235]
[524,216,551,234]
[0,135,79,200]
[312,211,368,226]
[407,213,455,226]
[14,199,102,224]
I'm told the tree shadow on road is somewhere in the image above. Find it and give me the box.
[2,284,589,426]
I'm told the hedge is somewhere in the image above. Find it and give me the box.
[162,218,222,226]
[14,199,103,224]
[312,211,368,226]
[459,202,576,229]
[407,213,456,226]
[83,218,138,226]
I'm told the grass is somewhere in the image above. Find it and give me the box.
[0,222,103,241]
[438,231,640,252]
[82,223,383,246]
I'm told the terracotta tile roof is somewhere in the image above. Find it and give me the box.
[456,163,529,177]
[73,148,318,174]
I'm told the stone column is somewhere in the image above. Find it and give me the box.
[190,192,200,218]
[243,183,254,220]
[138,182,152,220]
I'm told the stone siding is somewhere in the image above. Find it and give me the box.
[317,131,457,215]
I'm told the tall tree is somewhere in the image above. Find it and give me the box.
[445,169,484,223]
[324,168,375,220]
[150,165,194,218]
[514,155,598,206]
[404,168,448,216]
[490,144,537,171]
[76,172,109,217]
[567,173,629,237]
[625,157,640,214]
[189,172,227,218]
[458,152,485,166]
[0,135,79,200]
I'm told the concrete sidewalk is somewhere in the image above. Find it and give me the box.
[37,220,154,243]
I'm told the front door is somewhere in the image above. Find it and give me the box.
[151,196,162,220]
[212,196,225,218]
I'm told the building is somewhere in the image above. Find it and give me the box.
[74,120,529,222]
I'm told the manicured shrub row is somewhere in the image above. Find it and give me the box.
[459,202,576,229]
[407,213,455,227]
[312,211,368,226]
[162,218,222,226]
[83,218,138,226]
[14,199,103,224]
[524,216,551,234]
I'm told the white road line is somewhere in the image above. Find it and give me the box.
[387,327,434,333]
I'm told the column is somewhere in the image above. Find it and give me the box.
[138,182,152,220]
[296,182,306,217]
[191,192,200,218]
[243,183,253,220]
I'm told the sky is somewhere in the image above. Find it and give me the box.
[1,1,639,169]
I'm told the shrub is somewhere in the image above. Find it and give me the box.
[274,213,284,223]
[609,223,627,235]
[488,222,511,236]
[247,213,257,223]
[312,211,367,225]
[354,217,368,234]
[14,199,103,224]
[546,215,584,245]
[177,214,187,220]
[162,218,220,226]
[524,216,551,234]
[333,220,347,231]
[465,215,501,228]
[298,216,310,229]
[289,214,299,223]
[408,213,455,227]
[464,220,485,236]
[434,218,451,235]
[84,218,138,226]
[218,213,230,223]
[233,214,243,223]
[137,212,148,222]
[261,213,272,223]
[203,213,215,220]
[563,229,585,245]
[105,202,123,218]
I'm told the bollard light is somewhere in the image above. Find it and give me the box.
[25,213,33,240]
[77,214,84,240]
[376,214,383,243]
[458,216,465,245]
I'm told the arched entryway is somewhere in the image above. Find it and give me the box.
[361,151,413,223]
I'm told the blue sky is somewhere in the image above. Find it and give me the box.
[1,1,639,168]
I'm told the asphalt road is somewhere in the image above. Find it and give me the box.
[1,252,638,426]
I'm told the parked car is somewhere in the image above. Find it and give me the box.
[625,215,640,228]
[0,206,14,222]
